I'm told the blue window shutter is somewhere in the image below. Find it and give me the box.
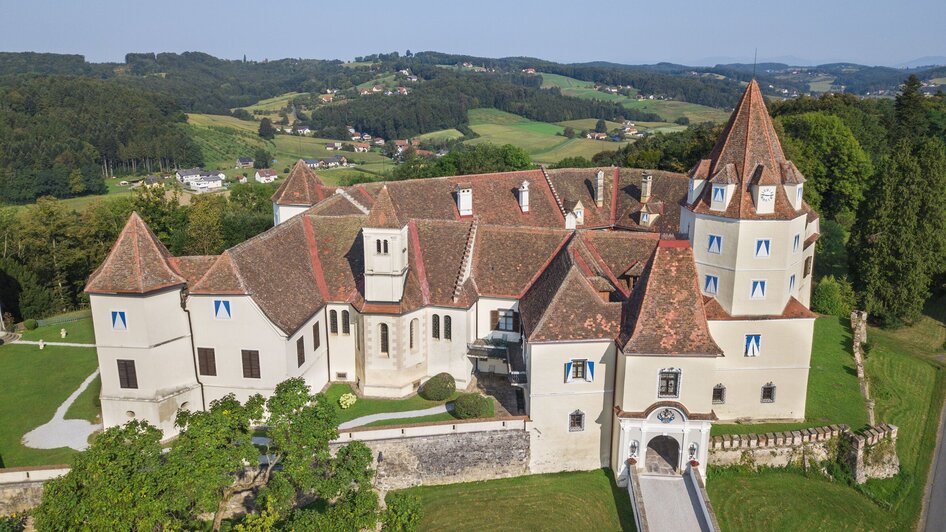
[565,361,573,383]
[587,361,595,381]
[744,335,752,355]
[763,240,770,255]
[223,300,231,318]
[214,300,220,315]
[112,311,126,330]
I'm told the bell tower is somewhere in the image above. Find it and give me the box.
[363,186,409,302]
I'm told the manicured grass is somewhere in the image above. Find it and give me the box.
[713,316,868,436]
[65,374,101,424]
[555,118,624,132]
[708,469,893,531]
[19,317,96,344]
[325,383,454,424]
[0,343,99,466]
[398,469,635,532]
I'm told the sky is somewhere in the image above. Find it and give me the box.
[1,0,944,67]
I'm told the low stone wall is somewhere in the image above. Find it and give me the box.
[0,466,69,515]
[709,424,899,484]
[332,417,531,491]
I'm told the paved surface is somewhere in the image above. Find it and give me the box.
[638,474,710,532]
[475,373,520,416]
[14,340,97,348]
[924,395,946,532]
[338,403,453,430]
[23,370,102,451]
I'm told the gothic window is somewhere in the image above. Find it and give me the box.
[704,274,718,295]
[658,369,681,398]
[569,410,585,432]
[379,324,389,355]
[761,382,776,403]
[432,314,440,339]
[341,311,350,334]
[313,322,320,350]
[117,359,138,389]
[330,310,338,334]
[745,334,761,357]
[376,239,382,254]
[443,315,452,340]
[383,240,389,254]
[712,384,726,404]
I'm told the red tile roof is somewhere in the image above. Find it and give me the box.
[703,295,817,320]
[366,186,403,228]
[86,212,186,294]
[271,160,327,206]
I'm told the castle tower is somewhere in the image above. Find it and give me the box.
[271,160,326,225]
[363,186,409,302]
[680,80,816,316]
[85,213,203,436]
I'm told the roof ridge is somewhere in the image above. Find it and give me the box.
[540,165,566,217]
[335,188,370,214]
[609,167,619,226]
[453,218,478,302]
[301,215,330,299]
[580,233,629,297]
[516,231,574,299]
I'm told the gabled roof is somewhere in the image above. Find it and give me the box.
[365,186,403,228]
[621,241,722,356]
[271,160,326,206]
[86,212,187,294]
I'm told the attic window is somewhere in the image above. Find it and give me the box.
[711,185,726,203]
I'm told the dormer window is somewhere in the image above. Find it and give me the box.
[796,185,803,205]
[712,185,725,203]
[708,234,722,254]
[641,212,649,224]
[574,206,584,225]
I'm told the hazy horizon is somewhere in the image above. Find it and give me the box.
[1,0,944,68]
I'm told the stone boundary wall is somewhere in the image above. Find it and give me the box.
[0,465,69,515]
[709,424,899,484]
[851,310,876,424]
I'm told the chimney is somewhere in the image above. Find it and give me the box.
[518,180,530,213]
[641,171,653,203]
[456,184,473,216]
[594,170,605,208]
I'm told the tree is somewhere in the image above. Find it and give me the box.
[780,112,873,219]
[33,421,166,531]
[68,169,86,195]
[253,148,272,169]
[384,492,422,531]
[594,119,608,133]
[550,156,595,169]
[258,118,276,140]
[563,126,575,139]
[811,275,857,317]
[891,75,929,142]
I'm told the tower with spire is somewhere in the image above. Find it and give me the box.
[363,186,409,302]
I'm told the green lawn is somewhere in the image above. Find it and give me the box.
[0,343,100,467]
[709,298,946,530]
[398,469,634,532]
[713,316,868,436]
[325,383,494,428]
[19,317,96,344]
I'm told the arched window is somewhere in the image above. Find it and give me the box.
[330,310,338,334]
[443,315,452,341]
[376,239,382,254]
[410,318,419,350]
[432,314,440,339]
[379,324,389,355]
[383,240,389,254]
[341,310,350,334]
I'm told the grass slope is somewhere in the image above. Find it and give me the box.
[19,317,96,344]
[713,316,868,436]
[399,469,635,532]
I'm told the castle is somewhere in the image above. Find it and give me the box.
[86,80,819,479]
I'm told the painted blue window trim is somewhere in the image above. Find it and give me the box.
[564,361,573,383]
[751,280,767,299]
[712,185,726,203]
[793,234,801,253]
[744,334,762,357]
[111,310,127,331]
[708,234,722,254]
[214,299,232,320]
[789,274,796,291]
[755,239,771,258]
[704,275,719,295]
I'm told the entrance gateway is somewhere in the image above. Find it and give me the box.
[615,402,714,482]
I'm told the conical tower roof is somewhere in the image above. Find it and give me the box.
[86,212,186,294]
[366,185,403,228]
[271,159,326,206]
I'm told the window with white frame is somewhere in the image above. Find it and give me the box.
[708,234,722,254]
[704,274,719,295]
[761,382,776,403]
[564,359,595,383]
[658,369,681,398]
[711,185,726,203]
[744,334,761,357]
[213,299,231,320]
[569,410,585,432]
[496,309,516,331]
[750,279,767,299]
[793,233,801,253]
[754,239,771,258]
[789,274,796,292]
[796,186,803,205]
[111,310,127,331]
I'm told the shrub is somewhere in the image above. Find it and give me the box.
[419,373,455,401]
[0,512,27,532]
[23,319,38,330]
[811,275,857,317]
[339,393,357,409]
[452,393,490,419]
[384,492,421,532]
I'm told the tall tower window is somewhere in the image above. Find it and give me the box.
[708,234,722,255]
[443,315,452,340]
[789,274,796,292]
[379,324,389,356]
[383,240,389,254]
[793,234,801,253]
[432,314,440,339]
[704,275,718,295]
[754,239,771,258]
[341,310,350,334]
[744,334,761,357]
[330,310,338,334]
[410,319,418,351]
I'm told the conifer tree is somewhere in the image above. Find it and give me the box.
[891,75,929,143]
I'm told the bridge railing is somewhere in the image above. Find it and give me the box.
[625,462,649,532]
[685,463,721,532]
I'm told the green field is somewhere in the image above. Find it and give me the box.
[709,298,946,530]
[808,75,837,93]
[398,469,634,531]
[465,108,629,164]
[555,118,624,132]
[540,72,640,100]
[233,91,304,114]
[416,128,465,142]
[324,383,493,428]
[930,77,946,86]
[713,316,868,436]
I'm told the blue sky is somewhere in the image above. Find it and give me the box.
[1,0,943,66]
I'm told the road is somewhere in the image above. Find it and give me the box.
[924,396,946,532]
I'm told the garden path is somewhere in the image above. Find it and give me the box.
[23,370,102,451]
[338,403,454,430]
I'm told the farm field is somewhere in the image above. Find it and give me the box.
[398,469,634,531]
[540,72,640,99]
[465,108,628,164]
[416,128,465,142]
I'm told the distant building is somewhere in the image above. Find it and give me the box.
[353,143,371,153]
[293,125,312,135]
[189,175,224,192]
[255,169,278,184]
[587,132,608,140]
[236,157,254,168]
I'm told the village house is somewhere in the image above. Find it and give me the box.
[319,94,334,103]
[176,168,225,185]
[87,81,818,483]
[293,125,312,136]
[189,175,224,193]
[353,143,371,153]
[325,142,342,151]
[255,169,278,184]
[236,157,254,168]
[588,132,608,140]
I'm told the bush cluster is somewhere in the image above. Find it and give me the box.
[23,319,38,330]
[452,393,491,419]
[419,373,455,401]
[338,393,357,410]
